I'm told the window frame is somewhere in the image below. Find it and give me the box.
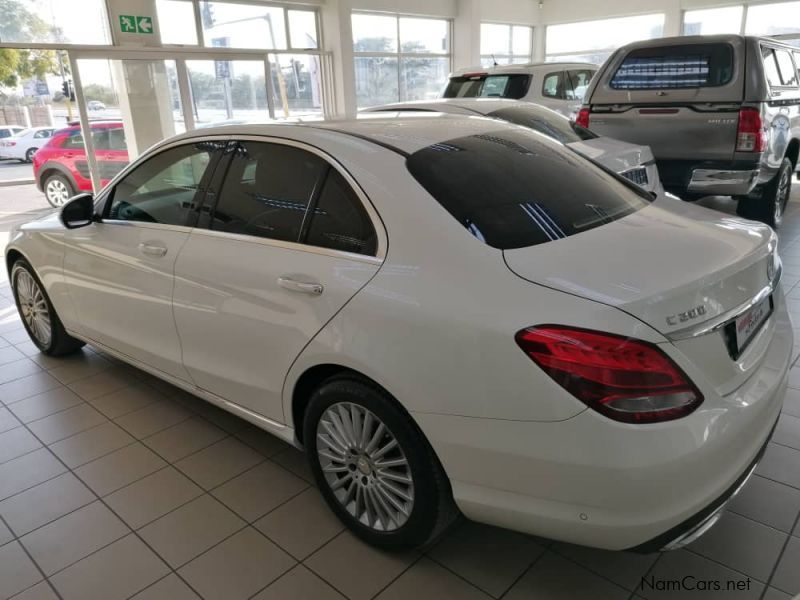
[541,71,565,99]
[479,22,533,66]
[761,44,799,90]
[198,136,386,260]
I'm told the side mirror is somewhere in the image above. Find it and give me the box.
[60,193,97,229]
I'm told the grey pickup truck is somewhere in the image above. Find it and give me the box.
[576,35,800,228]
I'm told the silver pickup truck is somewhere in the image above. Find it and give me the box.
[577,35,800,228]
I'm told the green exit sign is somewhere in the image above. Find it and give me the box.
[119,15,154,34]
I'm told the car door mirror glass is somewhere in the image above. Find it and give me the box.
[60,193,96,229]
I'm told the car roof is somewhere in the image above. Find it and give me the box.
[616,33,800,52]
[172,113,522,155]
[450,62,598,77]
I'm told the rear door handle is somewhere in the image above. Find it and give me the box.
[138,243,167,257]
[278,277,323,295]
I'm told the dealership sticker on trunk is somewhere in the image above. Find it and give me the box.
[734,296,772,356]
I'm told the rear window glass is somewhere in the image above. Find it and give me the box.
[443,74,531,99]
[610,43,734,89]
[406,129,649,250]
[488,106,597,143]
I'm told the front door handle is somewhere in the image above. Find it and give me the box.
[138,243,168,257]
[278,277,323,295]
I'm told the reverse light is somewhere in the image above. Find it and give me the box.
[575,108,591,129]
[736,107,767,153]
[515,326,703,424]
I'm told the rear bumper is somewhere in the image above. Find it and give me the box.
[687,168,759,195]
[657,159,763,196]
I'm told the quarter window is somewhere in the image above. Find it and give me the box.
[542,72,564,99]
[108,143,214,225]
[211,142,326,242]
[763,48,783,88]
[305,170,377,255]
[775,50,798,87]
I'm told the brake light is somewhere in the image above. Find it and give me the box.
[575,108,590,129]
[736,107,767,152]
[6,141,16,146]
[515,326,703,424]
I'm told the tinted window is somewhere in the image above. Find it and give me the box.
[406,129,649,249]
[93,128,127,150]
[610,43,734,89]
[211,142,327,242]
[488,106,596,143]
[443,74,530,99]
[305,169,377,255]
[62,131,84,149]
[565,69,595,100]
[108,143,214,225]
[34,129,53,139]
[775,49,798,87]
[541,72,564,99]
[0,130,11,139]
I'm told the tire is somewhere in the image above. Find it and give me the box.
[43,173,75,208]
[11,258,85,356]
[25,148,37,163]
[736,158,793,229]
[303,375,458,550]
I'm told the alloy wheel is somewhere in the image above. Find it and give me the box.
[316,402,415,532]
[14,268,51,347]
[774,169,790,227]
[25,148,36,162]
[45,179,70,206]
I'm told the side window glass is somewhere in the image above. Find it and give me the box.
[542,72,564,99]
[305,169,377,256]
[775,50,798,87]
[92,129,111,150]
[763,48,783,88]
[62,132,85,150]
[0,130,9,139]
[108,143,213,225]
[211,142,327,242]
[109,128,127,151]
[566,69,593,101]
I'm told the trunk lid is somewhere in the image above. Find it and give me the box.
[503,197,778,394]
[566,137,655,175]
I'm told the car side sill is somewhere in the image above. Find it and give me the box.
[67,330,298,448]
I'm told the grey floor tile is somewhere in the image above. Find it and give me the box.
[212,460,307,522]
[2,329,32,345]
[0,358,42,386]
[271,446,314,483]
[0,448,66,502]
[0,372,61,405]
[255,487,342,560]
[0,345,25,366]
[114,399,192,439]
[49,422,135,468]
[757,443,800,489]
[46,353,111,385]
[130,574,200,600]
[20,500,129,575]
[306,531,417,600]
[0,427,41,464]
[235,424,291,458]
[88,382,164,419]
[7,388,84,424]
[0,541,43,600]
[66,367,137,401]
[376,557,491,600]
[26,403,106,444]
[504,551,628,600]
[0,472,94,537]
[50,534,169,600]
[639,549,763,599]
[105,466,203,530]
[142,415,227,463]
[771,535,800,595]
[687,512,787,581]
[178,527,295,600]
[193,403,249,434]
[784,387,800,418]
[174,437,263,490]
[728,474,800,533]
[10,581,59,600]
[253,565,346,600]
[763,587,793,599]
[551,542,659,591]
[0,518,13,546]
[75,443,167,497]
[776,413,800,451]
[138,494,245,568]
[0,405,20,433]
[428,521,546,597]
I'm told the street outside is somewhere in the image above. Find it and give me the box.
[0,160,35,183]
[0,183,53,237]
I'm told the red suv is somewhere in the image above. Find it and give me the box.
[34,121,129,207]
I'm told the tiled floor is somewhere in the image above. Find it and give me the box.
[1,186,800,599]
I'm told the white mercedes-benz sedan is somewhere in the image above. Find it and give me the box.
[5,115,791,553]
[364,98,663,194]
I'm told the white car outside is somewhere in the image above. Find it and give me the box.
[443,63,598,119]
[0,126,55,162]
[365,98,663,194]
[5,115,790,552]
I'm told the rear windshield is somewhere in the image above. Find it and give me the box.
[488,106,597,143]
[443,74,531,99]
[610,43,734,89]
[406,129,649,249]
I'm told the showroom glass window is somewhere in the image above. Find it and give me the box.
[745,1,800,37]
[107,143,216,226]
[352,12,451,108]
[0,0,111,44]
[480,24,533,67]
[682,6,744,35]
[545,13,664,65]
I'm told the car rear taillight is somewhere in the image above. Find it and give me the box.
[515,326,703,424]
[736,107,767,152]
[575,108,590,129]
